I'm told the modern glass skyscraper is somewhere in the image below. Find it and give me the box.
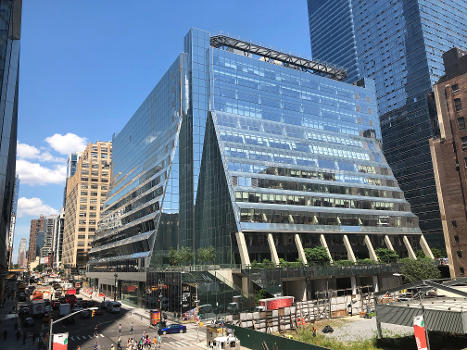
[308,0,467,249]
[0,0,21,303]
[88,29,432,307]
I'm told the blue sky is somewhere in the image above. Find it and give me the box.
[14,1,311,262]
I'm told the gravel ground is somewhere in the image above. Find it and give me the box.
[320,317,413,342]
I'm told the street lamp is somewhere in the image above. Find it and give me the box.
[48,307,98,350]
[114,273,118,301]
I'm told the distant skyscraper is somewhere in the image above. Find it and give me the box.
[52,208,65,269]
[6,176,19,267]
[17,237,26,269]
[307,0,467,249]
[0,0,21,303]
[40,215,58,265]
[63,153,79,207]
[28,215,45,264]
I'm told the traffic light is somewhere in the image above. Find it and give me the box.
[91,310,96,317]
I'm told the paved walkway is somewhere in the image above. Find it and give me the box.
[0,296,39,350]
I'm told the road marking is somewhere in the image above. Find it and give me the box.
[88,335,93,339]
[99,333,105,338]
[70,336,75,341]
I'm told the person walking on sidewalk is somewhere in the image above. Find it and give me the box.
[130,322,134,335]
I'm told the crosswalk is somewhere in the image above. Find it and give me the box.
[163,333,204,349]
[70,333,105,341]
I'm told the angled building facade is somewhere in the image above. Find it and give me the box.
[307,0,467,249]
[88,29,432,308]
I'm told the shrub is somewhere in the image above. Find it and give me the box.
[334,259,355,266]
[430,248,444,259]
[375,248,399,263]
[304,246,330,265]
[357,258,377,265]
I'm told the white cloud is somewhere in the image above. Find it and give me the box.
[17,197,58,218]
[16,159,67,185]
[17,142,66,163]
[45,133,88,155]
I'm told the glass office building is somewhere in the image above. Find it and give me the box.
[0,0,21,305]
[88,29,432,307]
[308,0,467,249]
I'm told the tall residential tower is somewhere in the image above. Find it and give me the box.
[307,0,467,249]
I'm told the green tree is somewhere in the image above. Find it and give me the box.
[255,288,267,304]
[304,247,330,265]
[197,247,216,265]
[179,247,194,265]
[399,257,441,282]
[168,248,181,265]
[375,248,399,263]
[430,248,444,259]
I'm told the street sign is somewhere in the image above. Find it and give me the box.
[413,315,428,350]
[53,332,68,350]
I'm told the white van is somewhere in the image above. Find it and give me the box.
[109,301,121,313]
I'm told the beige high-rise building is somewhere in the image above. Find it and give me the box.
[62,141,112,269]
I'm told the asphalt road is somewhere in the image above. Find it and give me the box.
[53,306,205,350]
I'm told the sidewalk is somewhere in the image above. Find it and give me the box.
[0,296,36,350]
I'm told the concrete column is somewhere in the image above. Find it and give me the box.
[372,276,379,293]
[294,234,308,265]
[235,232,251,266]
[319,234,333,263]
[420,235,435,259]
[241,277,253,298]
[267,233,280,266]
[384,235,395,251]
[343,235,357,262]
[403,235,417,260]
[364,235,378,261]
[351,276,357,295]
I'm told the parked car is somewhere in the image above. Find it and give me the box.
[158,324,186,335]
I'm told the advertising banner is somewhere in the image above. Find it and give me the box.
[53,332,68,350]
[413,315,428,350]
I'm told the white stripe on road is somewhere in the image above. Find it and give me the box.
[99,333,105,338]
[70,336,75,341]
[88,335,93,339]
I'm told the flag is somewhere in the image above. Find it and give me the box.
[413,315,428,350]
[53,332,68,350]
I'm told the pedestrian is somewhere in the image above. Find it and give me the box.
[130,322,134,335]
[117,335,122,350]
[110,344,115,350]
[153,336,157,348]
[118,323,122,333]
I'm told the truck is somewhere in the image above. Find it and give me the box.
[256,296,294,311]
